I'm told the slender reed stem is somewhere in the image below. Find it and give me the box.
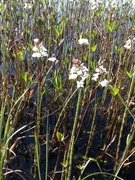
[114,71,135,179]
[115,70,135,165]
[66,88,82,180]
[45,110,49,180]
[52,88,78,140]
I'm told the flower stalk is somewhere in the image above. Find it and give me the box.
[66,88,82,180]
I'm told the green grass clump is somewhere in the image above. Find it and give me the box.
[0,0,134,179]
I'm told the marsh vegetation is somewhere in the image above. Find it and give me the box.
[0,0,135,179]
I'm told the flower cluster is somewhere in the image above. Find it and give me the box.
[32,38,48,58]
[92,65,107,81]
[124,37,135,50]
[92,64,109,87]
[69,62,89,88]
[78,38,89,45]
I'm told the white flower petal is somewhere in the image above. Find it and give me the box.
[82,73,89,80]
[99,79,109,87]
[77,80,84,88]
[32,52,41,58]
[41,51,48,57]
[40,45,48,52]
[95,65,107,74]
[124,44,131,50]
[34,38,39,43]
[124,39,133,50]
[78,38,89,45]
[77,70,83,76]
[32,46,39,52]
[48,57,57,62]
[69,73,78,80]
[92,73,99,81]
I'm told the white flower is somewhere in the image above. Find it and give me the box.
[48,57,57,62]
[124,44,131,50]
[41,51,48,57]
[69,69,79,80]
[32,46,39,52]
[76,70,83,76]
[124,39,132,50]
[77,80,84,88]
[69,73,78,80]
[92,73,99,81]
[124,37,135,50]
[33,38,40,47]
[40,45,48,52]
[78,38,89,45]
[32,40,48,58]
[82,72,89,80]
[34,38,39,43]
[92,64,108,82]
[95,65,107,74]
[32,52,41,58]
[24,3,33,9]
[69,63,89,88]
[70,66,76,73]
[69,64,88,80]
[99,79,109,87]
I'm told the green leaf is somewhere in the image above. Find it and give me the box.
[42,88,49,96]
[77,164,85,170]
[105,20,117,33]
[61,161,67,168]
[0,3,4,13]
[108,26,113,32]
[90,60,98,70]
[109,86,119,96]
[126,71,132,79]
[91,44,97,53]
[53,39,57,44]
[83,54,87,62]
[21,72,32,85]
[111,21,117,31]
[55,20,64,37]
[52,74,63,92]
[56,131,64,142]
[18,51,25,61]
[55,27,60,37]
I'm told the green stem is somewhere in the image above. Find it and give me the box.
[115,70,135,163]
[52,88,78,141]
[114,70,135,179]
[45,110,49,180]
[66,88,82,180]
[35,81,42,180]
[85,102,97,157]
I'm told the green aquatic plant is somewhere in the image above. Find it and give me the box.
[0,0,134,179]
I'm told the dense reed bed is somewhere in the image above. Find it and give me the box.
[0,0,135,179]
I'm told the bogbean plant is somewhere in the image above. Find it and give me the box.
[0,0,134,179]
